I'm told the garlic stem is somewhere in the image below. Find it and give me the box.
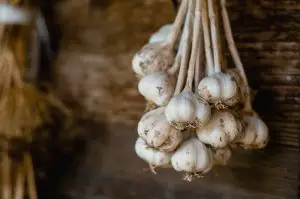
[194,48,200,90]
[168,46,182,75]
[194,24,205,90]
[220,0,252,111]
[24,153,37,199]
[185,0,202,90]
[174,0,194,95]
[165,0,188,49]
[202,0,214,76]
[208,0,221,73]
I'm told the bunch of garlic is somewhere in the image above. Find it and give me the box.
[132,0,269,181]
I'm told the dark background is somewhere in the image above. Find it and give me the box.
[35,0,300,199]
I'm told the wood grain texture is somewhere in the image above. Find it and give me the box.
[48,0,300,198]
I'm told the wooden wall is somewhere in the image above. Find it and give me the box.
[45,0,300,198]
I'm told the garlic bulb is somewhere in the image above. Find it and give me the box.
[198,72,239,108]
[132,42,175,77]
[236,113,269,149]
[0,4,30,24]
[135,137,172,171]
[138,107,182,152]
[138,72,176,106]
[165,90,211,130]
[171,138,213,180]
[149,24,172,44]
[132,0,188,77]
[196,110,241,148]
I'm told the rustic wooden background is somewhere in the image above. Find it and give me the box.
[37,0,300,199]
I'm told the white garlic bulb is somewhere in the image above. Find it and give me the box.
[149,24,172,44]
[165,90,211,130]
[135,137,172,169]
[0,4,30,24]
[198,72,239,108]
[138,72,176,106]
[236,113,269,149]
[196,111,241,148]
[132,42,175,77]
[138,107,182,152]
[171,138,213,177]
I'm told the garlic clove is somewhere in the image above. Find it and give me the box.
[234,125,256,147]
[195,96,212,127]
[218,111,241,142]
[216,73,239,106]
[132,42,175,77]
[235,113,269,149]
[165,91,211,129]
[149,24,173,44]
[138,72,176,106]
[253,120,269,149]
[196,110,241,148]
[198,75,221,103]
[171,138,213,174]
[135,137,171,167]
[137,107,182,152]
[197,125,229,148]
[227,69,247,103]
[246,115,269,149]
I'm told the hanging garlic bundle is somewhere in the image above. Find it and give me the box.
[0,1,69,199]
[218,0,269,149]
[132,0,269,181]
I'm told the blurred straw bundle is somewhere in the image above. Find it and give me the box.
[0,0,70,199]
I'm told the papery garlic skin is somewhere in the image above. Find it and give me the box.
[213,147,232,166]
[165,91,211,130]
[227,69,247,103]
[132,42,175,77]
[138,107,182,152]
[198,72,239,107]
[149,24,172,44]
[135,137,171,167]
[237,115,269,149]
[196,111,241,148]
[171,138,213,174]
[138,72,176,106]
[197,126,229,148]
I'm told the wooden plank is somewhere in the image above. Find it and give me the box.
[52,0,300,198]
[52,122,299,199]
